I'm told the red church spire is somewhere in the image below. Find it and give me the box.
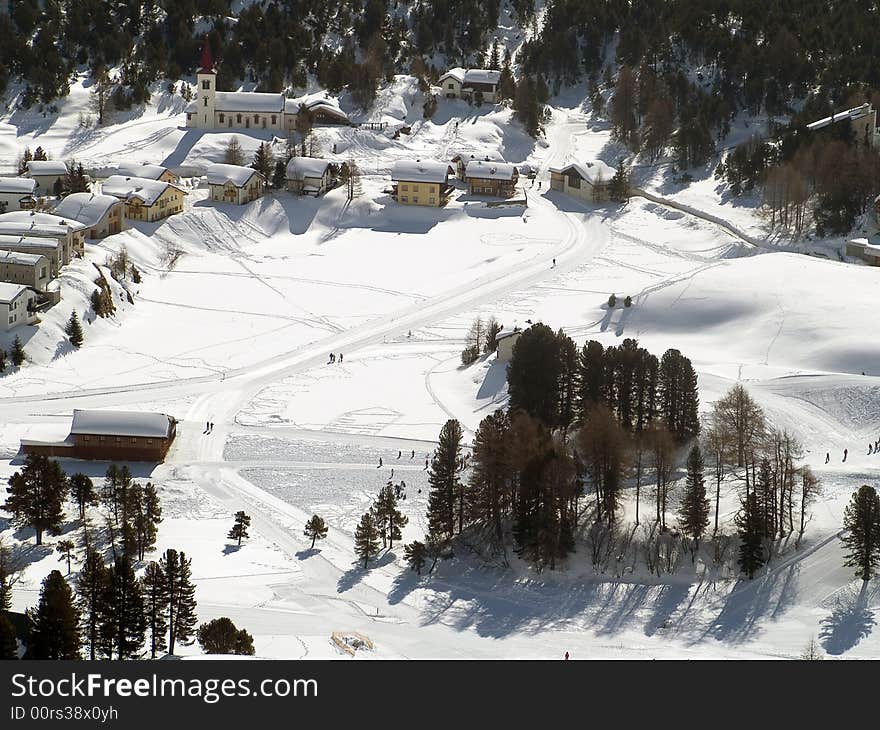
[198,36,215,74]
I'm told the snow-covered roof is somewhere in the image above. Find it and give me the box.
[391,160,452,184]
[0,234,58,251]
[116,163,171,181]
[0,178,37,195]
[847,238,880,257]
[70,409,174,438]
[206,163,261,187]
[54,193,122,226]
[0,249,44,266]
[0,210,86,235]
[286,157,333,180]
[102,176,185,207]
[0,282,29,303]
[284,94,349,121]
[807,103,875,132]
[214,91,284,113]
[550,160,616,185]
[185,99,197,113]
[439,68,500,86]
[26,160,67,176]
[465,160,518,181]
[451,151,504,164]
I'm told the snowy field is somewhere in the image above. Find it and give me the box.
[2,74,880,660]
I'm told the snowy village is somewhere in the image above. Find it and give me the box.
[1,0,880,668]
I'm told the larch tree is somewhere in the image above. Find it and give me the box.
[224,136,245,166]
[842,485,880,581]
[712,385,766,469]
[90,65,114,125]
[467,409,513,544]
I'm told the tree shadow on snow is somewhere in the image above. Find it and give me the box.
[336,550,396,593]
[222,544,241,556]
[295,548,319,560]
[819,583,877,655]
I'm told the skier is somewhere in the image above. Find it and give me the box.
[825,452,830,464]
[411,449,415,459]
[552,257,556,268]
[843,448,848,462]
[329,353,335,364]
[564,651,569,661]
[398,450,402,459]
[538,181,542,190]
[209,422,214,433]
[339,353,343,363]
[377,457,383,468]
[390,468,394,478]
[204,421,210,434]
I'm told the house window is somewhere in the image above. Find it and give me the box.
[7,317,11,324]
[448,83,454,89]
[83,436,90,442]
[116,437,121,443]
[203,98,208,107]
[254,115,259,122]
[429,197,436,204]
[147,439,153,445]
[202,80,210,90]
[271,115,277,124]
[567,174,581,189]
[131,438,137,444]
[401,196,408,202]
[219,113,225,123]
[237,114,242,123]
[401,184,408,191]
[413,185,419,192]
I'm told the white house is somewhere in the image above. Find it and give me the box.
[285,157,336,196]
[185,40,348,131]
[115,163,177,184]
[24,160,68,196]
[549,160,616,202]
[438,68,502,104]
[0,282,37,330]
[0,178,37,213]
[0,211,86,260]
[0,249,51,291]
[0,235,64,277]
[53,193,125,239]
[101,176,187,222]
[206,164,264,205]
[495,328,522,363]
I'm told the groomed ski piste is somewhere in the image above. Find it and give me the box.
[3,73,880,660]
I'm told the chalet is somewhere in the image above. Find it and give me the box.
[185,40,349,131]
[806,103,880,148]
[101,176,187,222]
[286,157,336,196]
[0,178,36,213]
[0,250,50,291]
[495,327,522,363]
[0,283,37,331]
[53,192,125,239]
[450,151,504,180]
[25,160,68,196]
[0,235,64,277]
[439,68,501,104]
[21,409,178,462]
[115,163,178,184]
[206,163,264,205]
[0,211,86,260]
[464,160,519,197]
[549,160,615,203]
[391,160,454,207]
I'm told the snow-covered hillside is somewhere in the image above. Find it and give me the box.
[1,74,879,661]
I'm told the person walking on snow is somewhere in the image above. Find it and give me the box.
[204,421,210,434]
[825,452,830,464]
[424,458,429,470]
[209,422,214,433]
[377,457,383,468]
[339,353,343,363]
[843,448,848,462]
[411,449,415,459]
[564,651,569,660]
[398,450,402,459]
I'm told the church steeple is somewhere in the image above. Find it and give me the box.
[198,36,215,75]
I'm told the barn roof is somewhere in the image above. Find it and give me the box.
[70,409,174,438]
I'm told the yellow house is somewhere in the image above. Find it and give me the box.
[391,160,454,207]
[206,163,264,205]
[102,175,187,222]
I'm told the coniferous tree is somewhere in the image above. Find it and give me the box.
[227,511,251,547]
[76,547,111,660]
[374,484,408,549]
[426,419,464,540]
[736,491,767,579]
[303,514,328,549]
[842,485,880,581]
[17,147,33,175]
[62,162,89,194]
[0,347,7,373]
[403,540,427,574]
[132,482,162,560]
[224,136,245,166]
[141,561,168,659]
[658,349,700,442]
[354,511,380,568]
[678,444,710,552]
[65,311,84,348]
[161,549,197,655]
[26,570,80,659]
[467,410,512,544]
[0,540,25,614]
[271,159,287,189]
[507,324,562,426]
[557,331,580,434]
[609,159,630,202]
[3,453,67,545]
[107,556,146,660]
[197,617,255,655]
[0,612,17,659]
[69,473,96,521]
[10,336,25,367]
[577,340,606,418]
[56,540,75,575]
[251,142,273,179]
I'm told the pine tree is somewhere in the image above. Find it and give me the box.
[132,482,162,560]
[76,547,111,660]
[56,539,75,575]
[227,511,251,547]
[197,617,255,655]
[374,484,408,549]
[467,409,512,543]
[107,556,146,660]
[17,147,33,175]
[141,561,168,659]
[272,159,287,189]
[3,453,67,545]
[609,159,629,202]
[426,419,463,540]
[90,65,114,125]
[62,161,89,194]
[678,444,710,552]
[507,324,562,425]
[161,549,197,655]
[346,156,363,200]
[251,142,273,179]
[303,514,328,549]
[0,347,7,373]
[10,336,25,367]
[0,612,17,659]
[403,540,427,574]
[69,473,96,521]
[842,485,880,581]
[354,512,380,568]
[26,570,80,659]
[65,311,84,348]
[736,491,767,579]
[0,540,24,614]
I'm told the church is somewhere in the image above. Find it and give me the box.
[185,41,349,131]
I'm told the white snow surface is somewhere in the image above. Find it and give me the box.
[1,75,880,661]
